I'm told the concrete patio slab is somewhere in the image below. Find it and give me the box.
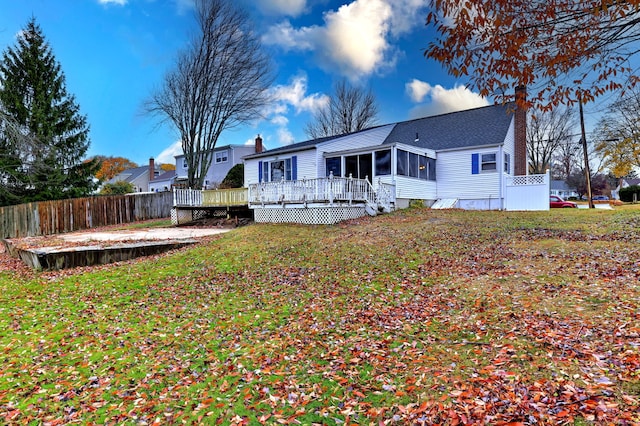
[58,227,230,243]
[4,227,231,270]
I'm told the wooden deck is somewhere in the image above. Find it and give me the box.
[171,177,395,225]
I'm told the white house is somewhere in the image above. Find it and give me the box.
[611,178,640,200]
[175,143,259,189]
[550,180,578,199]
[149,169,177,192]
[242,91,541,223]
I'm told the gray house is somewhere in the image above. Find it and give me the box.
[174,143,260,189]
[106,158,159,193]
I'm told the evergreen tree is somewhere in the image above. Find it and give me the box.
[0,18,98,206]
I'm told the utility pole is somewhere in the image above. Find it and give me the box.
[579,98,594,208]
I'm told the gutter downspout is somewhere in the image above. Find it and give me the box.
[499,144,504,210]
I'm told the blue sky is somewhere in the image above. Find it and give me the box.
[0,0,492,166]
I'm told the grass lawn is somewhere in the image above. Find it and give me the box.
[0,207,638,425]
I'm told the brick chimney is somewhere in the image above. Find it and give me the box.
[255,134,263,154]
[514,86,527,176]
[149,157,155,181]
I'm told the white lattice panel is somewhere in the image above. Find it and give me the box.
[254,207,366,225]
[509,175,546,186]
[171,208,210,225]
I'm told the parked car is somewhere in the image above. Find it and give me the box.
[550,195,578,208]
[592,195,609,201]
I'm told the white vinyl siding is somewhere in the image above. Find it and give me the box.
[245,149,315,185]
[437,148,502,199]
[436,119,514,201]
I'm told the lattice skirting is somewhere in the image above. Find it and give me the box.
[254,206,366,225]
[171,208,216,225]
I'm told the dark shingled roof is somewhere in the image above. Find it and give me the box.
[383,103,515,150]
[243,134,344,159]
[244,103,515,159]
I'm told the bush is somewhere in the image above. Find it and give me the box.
[219,164,244,189]
[619,185,640,202]
[100,181,135,195]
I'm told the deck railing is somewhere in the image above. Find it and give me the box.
[248,175,379,206]
[173,177,395,211]
[202,188,248,206]
[173,188,247,207]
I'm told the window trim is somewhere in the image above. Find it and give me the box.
[481,153,497,172]
[215,150,228,164]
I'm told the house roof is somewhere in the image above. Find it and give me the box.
[244,103,516,160]
[108,166,150,184]
[151,170,176,183]
[242,134,346,160]
[174,144,252,159]
[550,180,575,191]
[382,103,515,150]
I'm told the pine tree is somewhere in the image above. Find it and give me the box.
[0,18,98,206]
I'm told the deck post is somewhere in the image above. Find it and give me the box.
[329,171,335,206]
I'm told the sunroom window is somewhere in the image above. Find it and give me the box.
[375,150,391,175]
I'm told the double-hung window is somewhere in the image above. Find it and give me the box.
[481,153,497,171]
[215,150,228,163]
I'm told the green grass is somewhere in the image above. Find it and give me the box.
[0,207,639,424]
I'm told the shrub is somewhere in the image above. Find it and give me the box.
[100,181,135,195]
[219,164,244,189]
[619,185,640,202]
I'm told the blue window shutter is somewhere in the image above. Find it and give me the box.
[258,161,263,182]
[292,155,297,180]
[471,153,479,174]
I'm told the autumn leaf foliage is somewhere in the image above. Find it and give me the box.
[426,0,640,109]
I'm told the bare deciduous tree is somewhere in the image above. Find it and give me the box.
[305,80,379,139]
[551,139,581,180]
[147,0,274,189]
[527,107,576,175]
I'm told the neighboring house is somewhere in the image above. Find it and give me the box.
[149,169,177,192]
[611,178,640,200]
[106,158,159,193]
[243,99,531,211]
[175,143,259,189]
[550,180,578,199]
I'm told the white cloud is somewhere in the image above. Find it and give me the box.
[277,127,295,145]
[156,140,183,164]
[388,0,428,37]
[406,81,489,118]
[406,79,432,103]
[263,0,426,81]
[262,21,316,52]
[271,115,289,126]
[256,0,307,17]
[260,75,327,146]
[98,0,127,5]
[271,74,328,114]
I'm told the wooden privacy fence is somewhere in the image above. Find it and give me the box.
[0,192,173,239]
